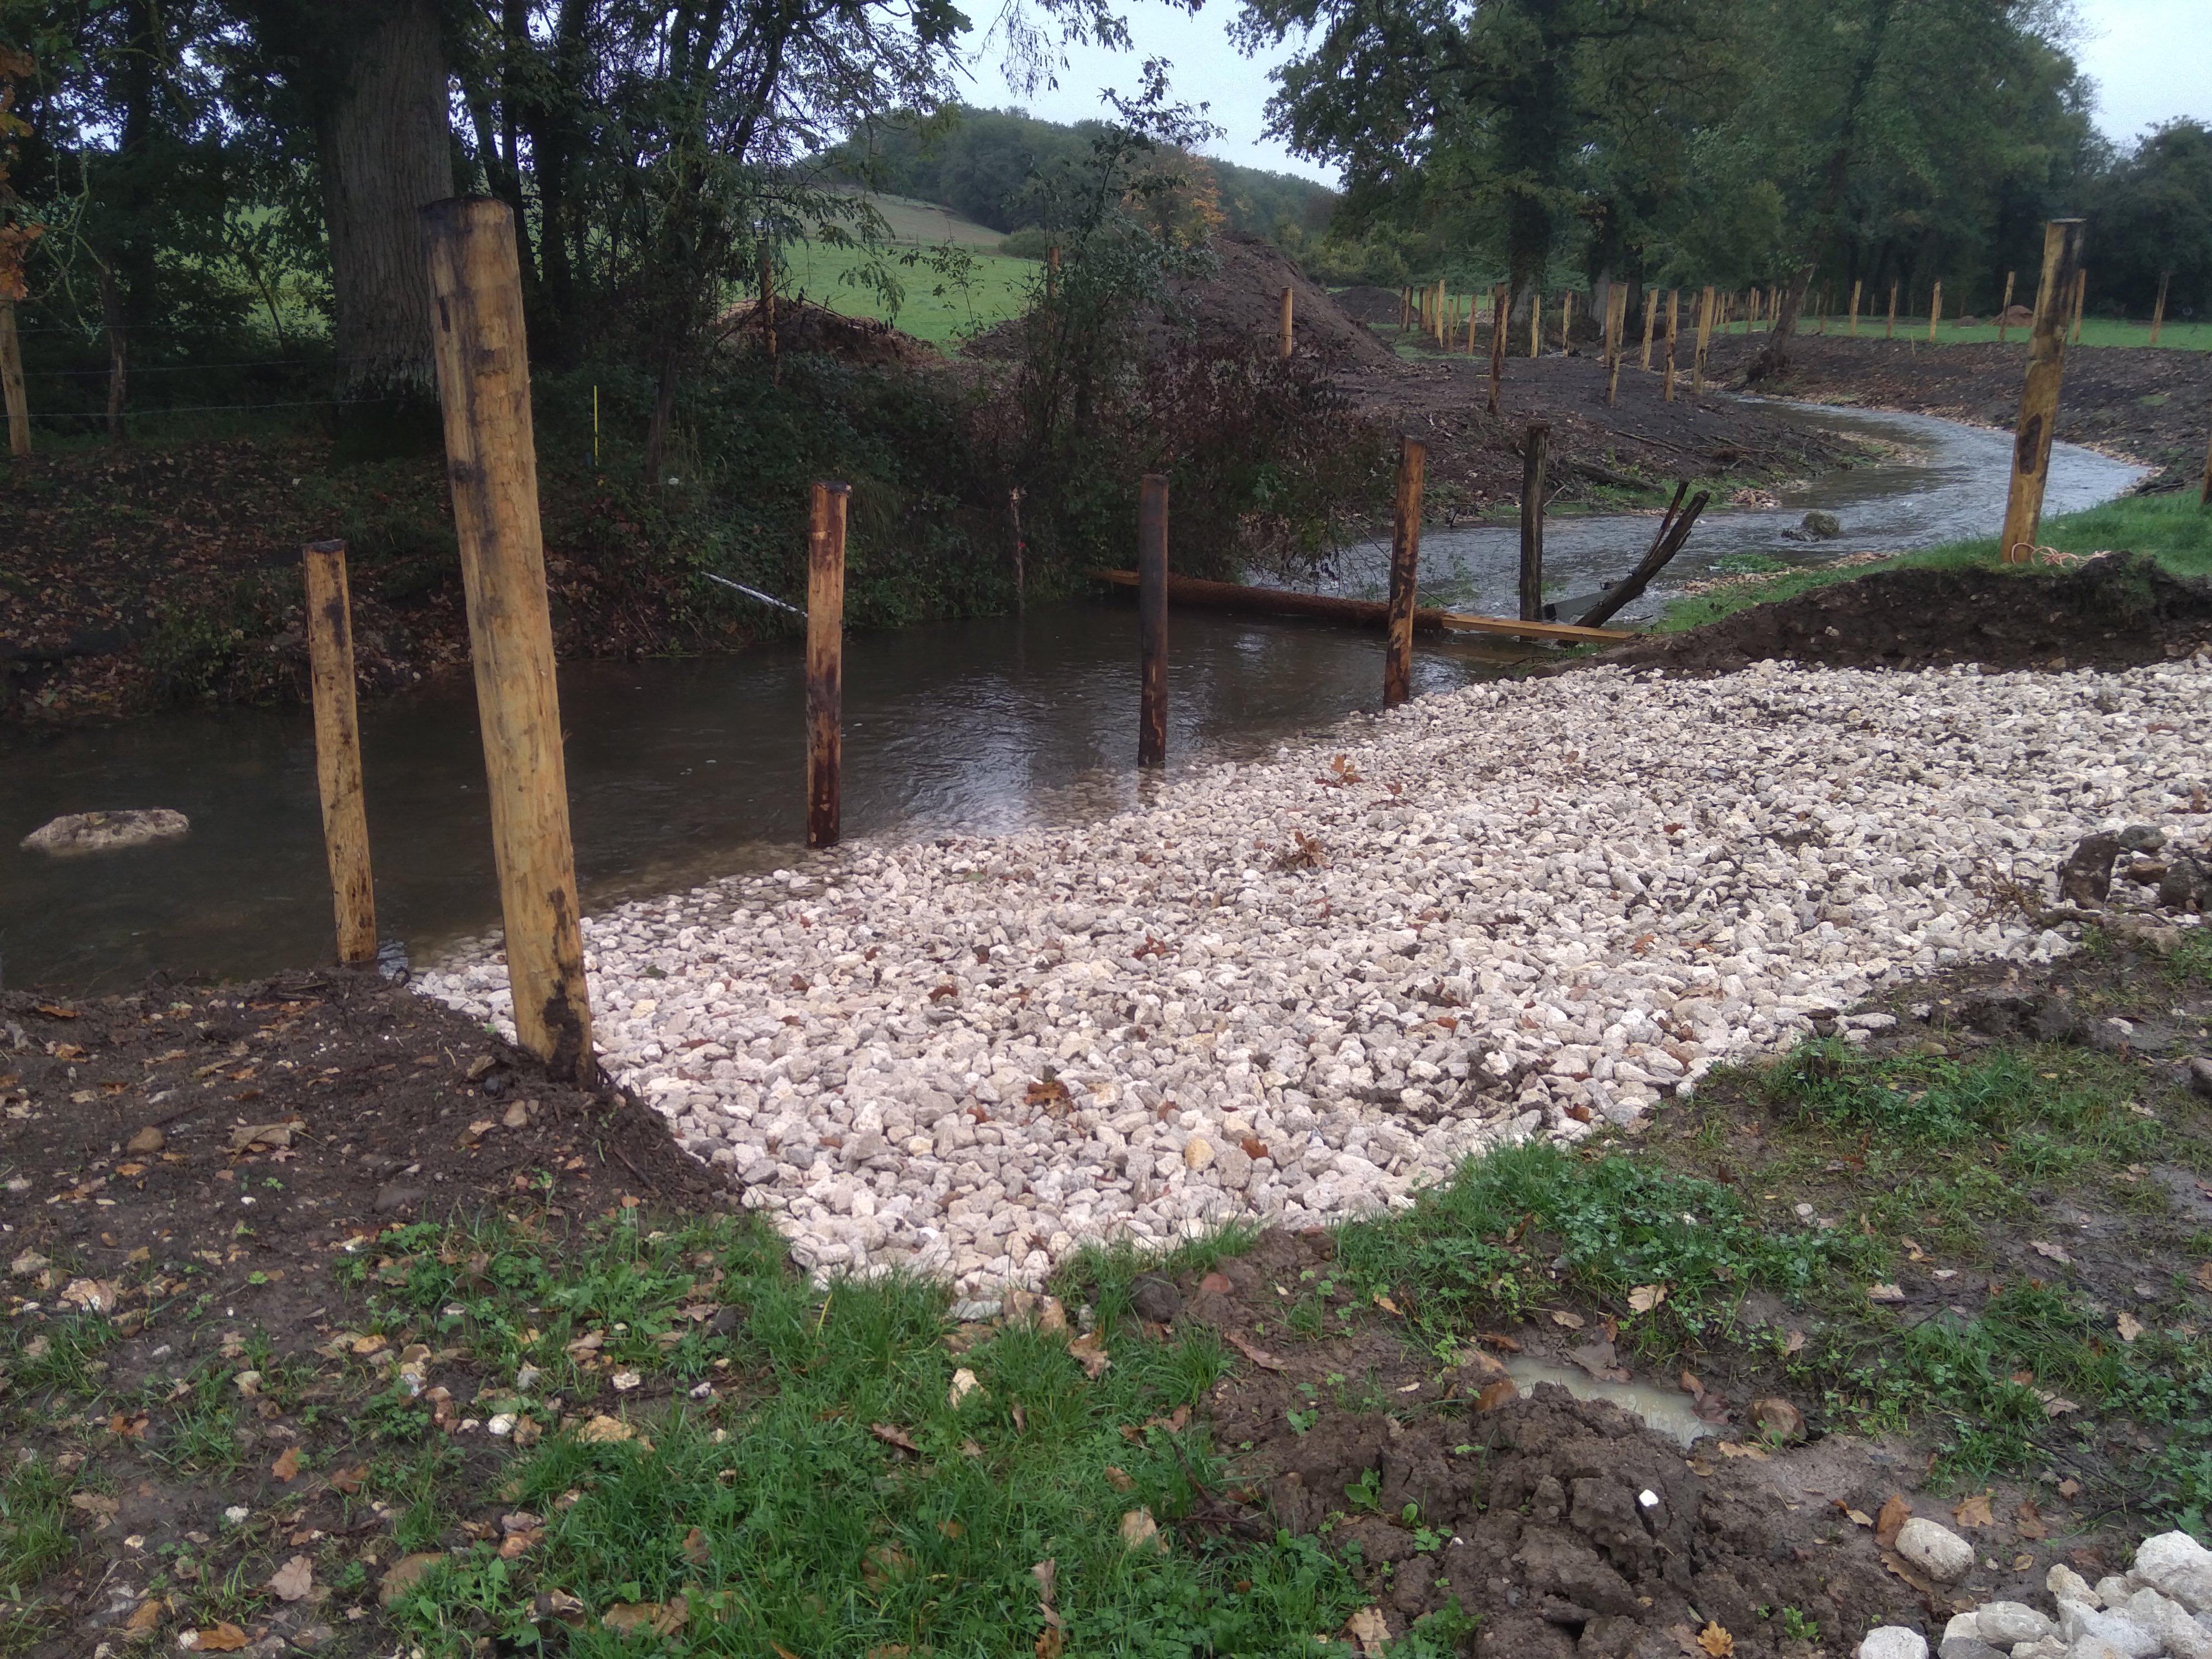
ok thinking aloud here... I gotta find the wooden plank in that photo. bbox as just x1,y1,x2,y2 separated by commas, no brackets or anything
1087,570,1631,643
421,195,595,1084
302,539,376,963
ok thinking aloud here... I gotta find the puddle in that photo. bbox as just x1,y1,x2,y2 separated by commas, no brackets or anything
1503,1357,1714,1448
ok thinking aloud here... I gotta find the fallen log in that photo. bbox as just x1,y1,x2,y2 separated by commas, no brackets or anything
1574,487,1711,630
1086,570,1634,644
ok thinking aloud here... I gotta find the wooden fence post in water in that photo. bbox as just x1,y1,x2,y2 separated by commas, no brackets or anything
806,481,848,849
1693,285,1714,397
1384,437,1427,709
1997,270,2016,341
1999,219,2086,565
2150,272,2168,346
302,540,376,964
0,299,27,458
1519,423,1550,623
1137,474,1168,768
421,196,594,1084
1662,289,1678,401
1488,284,1507,415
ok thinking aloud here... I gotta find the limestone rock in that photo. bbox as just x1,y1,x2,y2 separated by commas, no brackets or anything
1858,1627,1928,1659
20,808,190,857
1895,1516,1975,1583
2136,1530,2212,1612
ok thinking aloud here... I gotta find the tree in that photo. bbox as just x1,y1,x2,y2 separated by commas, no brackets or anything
2084,121,2212,317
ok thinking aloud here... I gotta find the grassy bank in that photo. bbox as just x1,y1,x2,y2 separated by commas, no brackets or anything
782,240,1041,347
1656,489,2212,633
1723,319,2212,351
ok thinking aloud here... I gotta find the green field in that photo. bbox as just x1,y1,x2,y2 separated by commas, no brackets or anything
782,237,1041,347
1722,315,2212,351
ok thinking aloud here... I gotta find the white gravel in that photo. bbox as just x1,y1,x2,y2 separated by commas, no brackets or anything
416,656,2210,1299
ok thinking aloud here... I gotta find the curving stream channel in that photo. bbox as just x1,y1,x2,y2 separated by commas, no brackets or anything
1,403,2144,993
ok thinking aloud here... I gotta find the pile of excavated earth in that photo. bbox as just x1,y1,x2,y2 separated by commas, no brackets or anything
418,650,2212,1305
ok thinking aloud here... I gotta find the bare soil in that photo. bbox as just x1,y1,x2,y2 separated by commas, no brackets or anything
1603,552,2212,675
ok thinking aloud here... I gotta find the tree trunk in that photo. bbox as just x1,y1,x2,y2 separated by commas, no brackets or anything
312,0,453,450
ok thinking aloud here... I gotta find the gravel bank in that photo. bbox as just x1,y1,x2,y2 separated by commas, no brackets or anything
418,657,2211,1300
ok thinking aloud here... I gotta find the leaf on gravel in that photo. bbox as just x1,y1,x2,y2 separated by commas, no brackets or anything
1549,1310,1585,1329
1118,1508,1164,1553
950,1367,982,1406
1867,1284,1905,1303
870,1422,920,1453
1066,1333,1110,1379
1952,1492,1995,1528
2030,1241,2071,1265
2116,1312,2143,1342
1698,1621,1734,1657
1344,1605,1391,1657
1628,1284,1668,1314
269,1554,315,1601
1874,1495,1912,1548
271,1445,301,1481
190,1623,249,1651
578,1414,634,1443
1224,1331,1284,1371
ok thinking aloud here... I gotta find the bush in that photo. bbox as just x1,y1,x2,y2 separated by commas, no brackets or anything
997,226,1055,260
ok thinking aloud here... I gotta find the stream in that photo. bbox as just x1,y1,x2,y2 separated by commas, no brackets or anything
1,403,2144,994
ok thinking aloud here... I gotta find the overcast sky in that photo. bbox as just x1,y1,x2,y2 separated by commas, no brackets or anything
956,0,2212,186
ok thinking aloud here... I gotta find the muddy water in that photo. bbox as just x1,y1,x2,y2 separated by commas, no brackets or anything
0,404,2143,992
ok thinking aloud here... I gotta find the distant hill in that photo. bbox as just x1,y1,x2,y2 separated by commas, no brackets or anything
818,105,1338,247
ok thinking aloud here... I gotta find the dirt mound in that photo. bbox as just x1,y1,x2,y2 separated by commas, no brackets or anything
1607,553,2212,675
1167,232,1398,367
719,296,938,368
1170,1229,1928,1658
1331,283,1411,327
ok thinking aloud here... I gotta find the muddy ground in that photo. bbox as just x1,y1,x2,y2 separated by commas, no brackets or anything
1603,552,2212,675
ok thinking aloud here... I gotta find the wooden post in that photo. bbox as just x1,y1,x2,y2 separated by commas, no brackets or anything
1528,290,1540,358
1136,474,1168,768
1436,279,1448,345
1693,285,1714,397
1488,284,1507,416
1560,291,1573,352
0,299,27,458
100,265,126,443
1464,293,1480,356
420,196,594,1084
1640,289,1657,369
1662,289,1678,401
805,481,847,849
302,540,377,964
1999,219,2086,565
1008,486,1025,610
1519,423,1549,623
1997,269,2016,341
2069,268,2086,344
1886,281,1897,339
1384,437,1427,709
760,252,778,380
1280,285,1294,359
1848,279,1861,337
1927,280,1942,343
1604,284,1626,406
2150,272,2168,346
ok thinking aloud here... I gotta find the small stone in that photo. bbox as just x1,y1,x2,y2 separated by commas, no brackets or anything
1858,1627,1929,1659
1896,1517,1976,1583
1802,510,1844,539
1938,1637,2005,1659
1182,1136,1214,1171
373,1185,426,1214
125,1126,166,1155
1129,1275,1181,1323
19,808,190,856
2188,1056,2212,1100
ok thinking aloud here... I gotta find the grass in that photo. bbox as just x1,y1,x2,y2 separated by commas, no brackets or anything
782,239,1041,346
1654,489,2212,632
1728,317,2212,352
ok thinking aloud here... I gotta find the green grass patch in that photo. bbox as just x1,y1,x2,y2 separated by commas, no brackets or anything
1725,319,2212,351
1655,489,2212,633
782,239,1040,346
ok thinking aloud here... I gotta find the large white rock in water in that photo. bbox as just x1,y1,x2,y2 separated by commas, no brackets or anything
19,810,190,856
2135,1531,2212,1613
1856,1627,1927,1659
1895,1516,1975,1583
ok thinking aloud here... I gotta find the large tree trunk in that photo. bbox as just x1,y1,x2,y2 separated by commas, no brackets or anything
313,0,453,450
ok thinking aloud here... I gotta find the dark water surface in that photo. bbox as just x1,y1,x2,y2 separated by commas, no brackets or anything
1,404,2145,993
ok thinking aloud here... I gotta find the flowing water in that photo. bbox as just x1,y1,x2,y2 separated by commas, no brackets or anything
1,403,2143,993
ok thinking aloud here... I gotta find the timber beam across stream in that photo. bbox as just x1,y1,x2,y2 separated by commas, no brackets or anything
1087,568,1636,645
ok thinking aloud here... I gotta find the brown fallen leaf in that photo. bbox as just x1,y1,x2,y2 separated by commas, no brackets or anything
269,1554,315,1601
1224,1331,1285,1371
1628,1284,1669,1314
327,1463,367,1495
379,1551,445,1606
1476,1380,1520,1412
271,1445,301,1482
2016,1498,2048,1540
2196,1262,2212,1293
124,1599,163,1634
682,1526,712,1567
1868,1283,1906,1304
1783,1328,1807,1355
603,1598,689,1636
1953,1491,1995,1528
1478,1331,1522,1353
1372,1292,1402,1316
1715,1441,1768,1461
1879,1548,1937,1597
191,1624,250,1651
1066,1333,1110,1380
1698,1621,1735,1657
1549,1310,1586,1329
1119,1508,1165,1553
108,1413,149,1438
869,1423,920,1453
578,1415,634,1443
2116,1312,2144,1342
1874,1494,1912,1548
1344,1605,1391,1658
1105,1466,1135,1491
950,1367,983,1405
2030,1240,2071,1265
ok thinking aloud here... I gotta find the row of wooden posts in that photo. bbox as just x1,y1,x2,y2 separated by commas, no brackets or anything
296,207,2174,1089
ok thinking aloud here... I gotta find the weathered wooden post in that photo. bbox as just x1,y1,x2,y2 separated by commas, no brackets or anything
1999,220,2086,565
302,540,376,964
1927,280,1942,343
1137,474,1168,768
1662,289,1678,401
1383,436,1427,709
1604,284,1626,405
1997,270,2016,341
1886,281,1898,339
2069,268,2086,344
1280,285,1295,359
1560,291,1574,352
2150,272,2169,346
1640,288,1658,369
1693,285,1714,397
1528,290,1540,358
1400,286,1410,332
760,252,778,380
1848,279,1861,337
806,481,847,849
1519,423,1549,623
1488,284,1507,416
0,299,26,458
1008,486,1025,610
421,196,594,1084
